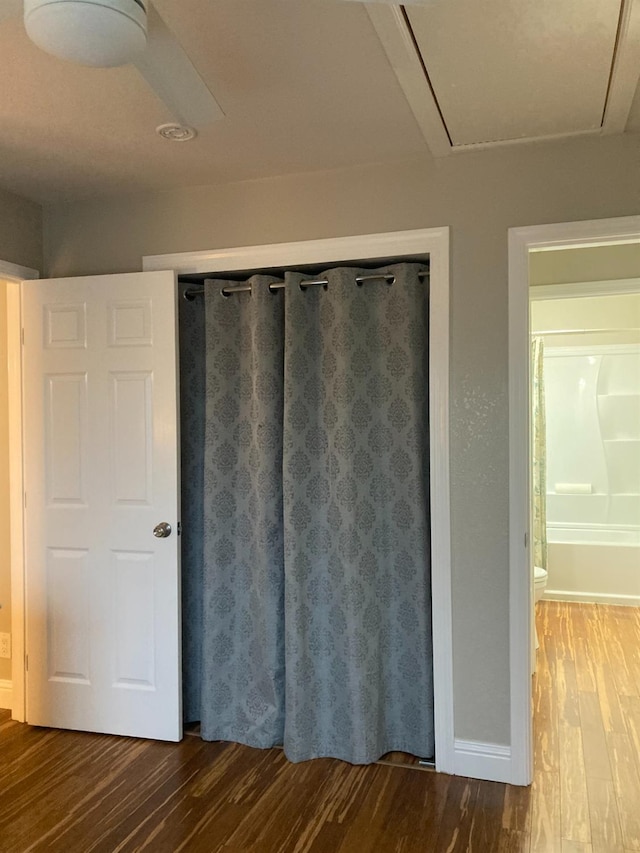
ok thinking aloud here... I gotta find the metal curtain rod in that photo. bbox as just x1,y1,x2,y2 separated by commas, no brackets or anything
183,270,429,301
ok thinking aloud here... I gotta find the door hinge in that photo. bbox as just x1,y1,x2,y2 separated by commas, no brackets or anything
21,328,24,346
25,654,28,672
524,532,528,548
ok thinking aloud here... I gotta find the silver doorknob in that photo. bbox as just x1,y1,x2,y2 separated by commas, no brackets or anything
153,522,172,539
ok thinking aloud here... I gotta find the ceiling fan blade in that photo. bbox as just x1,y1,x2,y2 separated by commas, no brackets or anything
0,0,22,23
133,3,224,129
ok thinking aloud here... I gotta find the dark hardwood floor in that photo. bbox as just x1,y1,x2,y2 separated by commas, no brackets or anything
1,601,639,852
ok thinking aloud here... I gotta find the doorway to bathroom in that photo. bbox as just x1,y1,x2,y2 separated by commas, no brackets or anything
508,214,640,814
529,254,640,612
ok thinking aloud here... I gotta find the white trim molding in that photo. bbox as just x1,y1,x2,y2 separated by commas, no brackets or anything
0,260,39,282
144,229,437,275
508,215,640,788
0,259,37,723
364,5,451,158
453,740,512,784
0,678,12,711
7,282,25,722
602,0,640,132
144,227,456,777
544,590,640,607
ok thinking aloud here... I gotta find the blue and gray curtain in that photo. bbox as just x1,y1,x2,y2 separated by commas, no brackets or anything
181,263,433,764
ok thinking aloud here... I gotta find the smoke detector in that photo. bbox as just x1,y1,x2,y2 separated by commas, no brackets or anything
156,123,197,142
24,0,148,68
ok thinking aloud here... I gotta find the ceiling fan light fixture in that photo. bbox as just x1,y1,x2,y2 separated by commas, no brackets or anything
24,0,148,68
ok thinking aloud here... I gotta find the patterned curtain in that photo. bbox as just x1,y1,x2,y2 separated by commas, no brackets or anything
183,263,433,763
201,276,286,746
531,337,547,572
282,266,433,762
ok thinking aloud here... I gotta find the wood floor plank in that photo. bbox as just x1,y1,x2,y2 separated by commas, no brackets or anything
473,782,534,853
622,696,640,781
557,658,581,728
530,771,561,853
599,608,639,698
594,658,628,734
496,830,531,852
559,722,591,844
332,769,442,853
579,691,613,781
431,776,480,853
606,731,640,851
586,776,624,853
554,602,576,662
533,622,560,774
467,780,507,851
336,767,446,853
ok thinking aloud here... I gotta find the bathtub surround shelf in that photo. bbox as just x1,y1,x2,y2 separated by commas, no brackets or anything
542,343,640,604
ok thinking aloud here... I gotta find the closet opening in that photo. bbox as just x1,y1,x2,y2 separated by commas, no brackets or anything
143,228,452,780
177,255,436,772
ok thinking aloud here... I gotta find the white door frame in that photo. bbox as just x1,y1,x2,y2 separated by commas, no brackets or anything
144,227,456,775
508,215,640,786
0,259,39,720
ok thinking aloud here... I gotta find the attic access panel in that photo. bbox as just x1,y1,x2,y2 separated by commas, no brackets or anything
404,0,623,146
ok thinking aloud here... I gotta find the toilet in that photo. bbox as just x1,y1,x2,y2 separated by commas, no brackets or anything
534,566,548,604
533,566,548,654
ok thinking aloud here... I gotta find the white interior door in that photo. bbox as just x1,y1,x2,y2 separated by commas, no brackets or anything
22,271,182,741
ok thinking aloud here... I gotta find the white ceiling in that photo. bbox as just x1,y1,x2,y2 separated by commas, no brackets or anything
0,0,638,204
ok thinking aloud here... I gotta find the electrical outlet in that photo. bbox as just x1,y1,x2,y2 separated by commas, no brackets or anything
0,632,10,659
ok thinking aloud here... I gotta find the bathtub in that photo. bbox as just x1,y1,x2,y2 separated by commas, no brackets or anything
544,525,640,605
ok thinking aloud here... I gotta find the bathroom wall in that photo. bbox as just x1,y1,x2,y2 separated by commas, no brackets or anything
531,291,640,605
530,243,640,287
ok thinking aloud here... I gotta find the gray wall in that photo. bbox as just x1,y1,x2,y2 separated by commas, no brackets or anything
0,186,43,272
530,243,640,286
44,133,640,746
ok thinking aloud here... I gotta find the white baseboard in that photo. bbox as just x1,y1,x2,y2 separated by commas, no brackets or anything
0,678,12,711
544,589,640,607
453,739,513,784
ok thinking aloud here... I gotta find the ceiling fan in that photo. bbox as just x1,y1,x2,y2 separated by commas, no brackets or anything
0,0,224,130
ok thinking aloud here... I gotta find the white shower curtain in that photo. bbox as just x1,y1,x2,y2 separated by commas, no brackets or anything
531,336,547,572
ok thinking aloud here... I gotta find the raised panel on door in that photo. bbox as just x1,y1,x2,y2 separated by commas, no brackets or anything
45,373,88,506
23,271,181,741
110,371,153,506
111,550,156,690
46,547,91,684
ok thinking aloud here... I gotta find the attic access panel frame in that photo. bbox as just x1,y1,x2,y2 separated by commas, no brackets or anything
367,0,640,156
